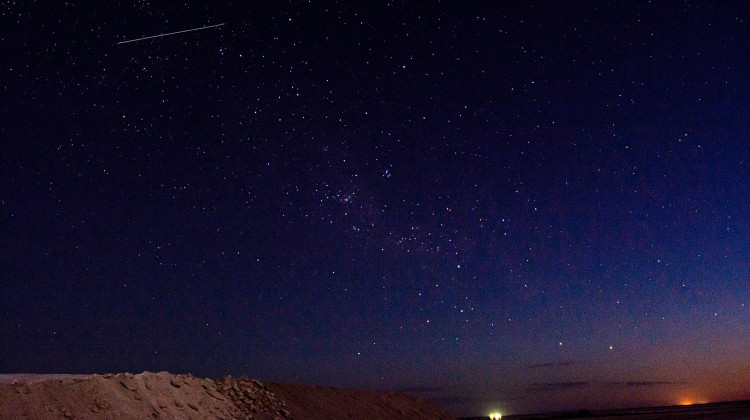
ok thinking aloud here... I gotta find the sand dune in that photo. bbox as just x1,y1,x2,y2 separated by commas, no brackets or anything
0,372,453,420
0,371,455,419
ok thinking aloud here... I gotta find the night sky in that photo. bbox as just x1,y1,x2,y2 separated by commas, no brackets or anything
1,1,749,416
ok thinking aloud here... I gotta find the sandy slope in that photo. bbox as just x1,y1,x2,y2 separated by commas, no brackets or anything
266,382,454,420
0,371,455,420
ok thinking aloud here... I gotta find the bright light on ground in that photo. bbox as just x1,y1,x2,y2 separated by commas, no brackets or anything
489,412,502,419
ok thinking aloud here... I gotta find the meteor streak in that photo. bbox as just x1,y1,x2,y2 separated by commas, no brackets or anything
117,23,225,45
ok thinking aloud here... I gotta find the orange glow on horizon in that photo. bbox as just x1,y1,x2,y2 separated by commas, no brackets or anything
678,397,708,406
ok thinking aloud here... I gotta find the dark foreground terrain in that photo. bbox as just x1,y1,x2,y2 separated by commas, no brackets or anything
493,400,750,420
0,372,455,419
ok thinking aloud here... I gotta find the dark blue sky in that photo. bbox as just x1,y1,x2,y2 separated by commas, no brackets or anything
1,1,749,416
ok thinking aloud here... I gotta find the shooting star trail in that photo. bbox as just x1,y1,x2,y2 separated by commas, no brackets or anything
117,23,225,45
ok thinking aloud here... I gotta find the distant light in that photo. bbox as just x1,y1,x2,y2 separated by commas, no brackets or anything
489,412,502,419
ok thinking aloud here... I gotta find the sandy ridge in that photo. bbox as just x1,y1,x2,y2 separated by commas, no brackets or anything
0,371,455,419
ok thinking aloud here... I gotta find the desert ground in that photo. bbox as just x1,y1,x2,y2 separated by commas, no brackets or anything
0,371,455,419
495,400,750,420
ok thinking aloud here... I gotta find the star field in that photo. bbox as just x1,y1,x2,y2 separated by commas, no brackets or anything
1,1,749,416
